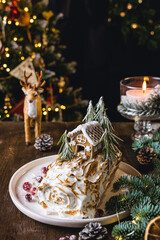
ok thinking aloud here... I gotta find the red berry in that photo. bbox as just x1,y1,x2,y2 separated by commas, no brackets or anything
36,176,43,183
23,182,32,192
25,193,32,202
30,187,37,195
41,167,47,174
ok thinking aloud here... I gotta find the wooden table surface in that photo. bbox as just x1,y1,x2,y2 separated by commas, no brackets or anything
0,121,159,240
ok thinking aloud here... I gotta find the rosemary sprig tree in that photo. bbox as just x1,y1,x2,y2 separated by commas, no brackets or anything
95,97,122,168
82,100,96,123
57,130,76,161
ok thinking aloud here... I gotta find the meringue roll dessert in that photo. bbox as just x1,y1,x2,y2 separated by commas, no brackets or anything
37,98,122,219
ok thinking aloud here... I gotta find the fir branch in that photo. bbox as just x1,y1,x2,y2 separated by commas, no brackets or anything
131,200,160,223
105,190,144,214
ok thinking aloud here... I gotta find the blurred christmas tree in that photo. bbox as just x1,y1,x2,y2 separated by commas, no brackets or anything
0,0,87,121
107,0,160,50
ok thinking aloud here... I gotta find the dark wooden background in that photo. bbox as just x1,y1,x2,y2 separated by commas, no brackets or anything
1,121,159,240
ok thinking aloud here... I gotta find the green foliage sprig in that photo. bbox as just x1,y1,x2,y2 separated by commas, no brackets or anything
132,127,160,155
57,130,76,161
105,174,160,239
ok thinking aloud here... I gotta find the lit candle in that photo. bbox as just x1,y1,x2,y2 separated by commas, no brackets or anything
126,78,152,103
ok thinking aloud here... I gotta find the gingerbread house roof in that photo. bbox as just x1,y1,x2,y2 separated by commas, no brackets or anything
67,121,104,146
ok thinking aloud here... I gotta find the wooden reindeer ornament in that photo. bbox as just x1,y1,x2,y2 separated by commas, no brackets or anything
20,71,46,145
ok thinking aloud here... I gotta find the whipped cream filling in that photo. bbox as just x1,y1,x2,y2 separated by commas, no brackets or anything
37,153,113,219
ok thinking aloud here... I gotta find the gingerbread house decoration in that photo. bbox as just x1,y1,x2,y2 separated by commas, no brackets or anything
67,121,104,158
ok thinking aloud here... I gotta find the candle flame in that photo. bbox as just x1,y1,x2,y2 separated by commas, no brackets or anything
144,76,149,82
142,80,147,92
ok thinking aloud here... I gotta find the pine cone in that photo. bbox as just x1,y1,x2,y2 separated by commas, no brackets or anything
78,222,108,240
137,146,157,165
34,134,53,151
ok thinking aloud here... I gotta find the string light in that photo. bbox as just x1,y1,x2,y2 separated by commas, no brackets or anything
43,111,47,115
127,3,133,10
2,0,6,3
4,110,8,114
150,31,154,35
120,12,126,17
15,21,19,26
42,108,46,111
55,107,59,112
60,105,66,110
8,20,12,25
21,56,25,60
6,68,10,72
131,23,138,29
3,64,7,68
107,18,111,23
30,19,34,23
138,0,143,3
13,37,18,41
24,7,29,12
6,114,10,118
48,107,52,111
33,15,37,20
5,47,9,51
5,53,9,57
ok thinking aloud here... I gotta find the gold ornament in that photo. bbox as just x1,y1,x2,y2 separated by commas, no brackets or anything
42,10,54,21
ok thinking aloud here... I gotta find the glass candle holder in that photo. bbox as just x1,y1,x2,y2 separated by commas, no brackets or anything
117,76,160,140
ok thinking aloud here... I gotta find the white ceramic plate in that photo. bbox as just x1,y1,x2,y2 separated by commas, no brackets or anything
9,155,141,228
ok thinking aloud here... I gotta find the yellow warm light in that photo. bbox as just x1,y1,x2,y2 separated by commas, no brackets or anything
2,0,6,3
42,108,46,111
4,110,8,113
24,7,29,12
120,12,126,17
15,21,19,26
37,42,42,47
55,107,59,112
13,37,18,41
6,114,10,118
127,3,133,9
6,68,10,72
60,105,66,110
6,53,10,57
3,64,7,68
33,15,37,20
107,18,111,23
150,31,154,35
30,19,34,23
48,107,52,111
131,23,138,29
9,105,12,109
5,47,9,51
136,216,140,221
8,20,12,25
4,106,7,109
43,111,47,115
21,56,25,60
